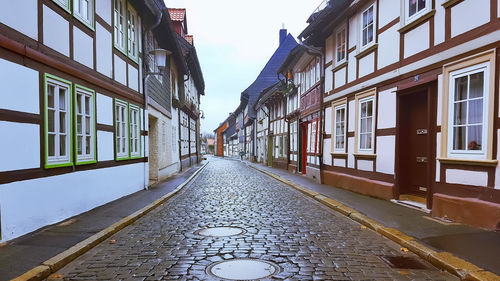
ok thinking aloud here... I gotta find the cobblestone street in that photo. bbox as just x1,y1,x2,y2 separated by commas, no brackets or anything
54,158,456,280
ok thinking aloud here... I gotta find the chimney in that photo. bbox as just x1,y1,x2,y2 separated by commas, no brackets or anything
279,24,287,46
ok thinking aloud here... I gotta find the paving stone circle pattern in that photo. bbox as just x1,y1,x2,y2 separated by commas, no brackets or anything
53,157,457,280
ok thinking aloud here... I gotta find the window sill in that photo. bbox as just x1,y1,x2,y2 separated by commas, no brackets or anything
353,153,377,159
437,157,498,166
398,10,435,34
355,44,378,60
331,61,348,73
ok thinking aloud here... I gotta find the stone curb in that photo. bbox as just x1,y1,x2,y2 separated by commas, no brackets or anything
248,163,500,281
10,161,209,281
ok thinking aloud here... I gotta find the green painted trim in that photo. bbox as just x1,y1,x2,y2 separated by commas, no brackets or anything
72,0,95,31
129,103,141,159
43,73,74,169
74,84,97,166
114,98,130,160
52,0,71,14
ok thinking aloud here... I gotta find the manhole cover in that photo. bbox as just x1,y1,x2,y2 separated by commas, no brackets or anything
207,259,280,280
380,256,428,269
195,227,246,237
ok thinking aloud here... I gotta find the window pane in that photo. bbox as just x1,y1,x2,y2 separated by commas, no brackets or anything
48,110,55,132
454,76,468,101
468,99,483,124
453,126,466,150
60,135,66,156
59,112,66,133
47,85,55,108
59,89,66,110
469,72,484,98
467,125,482,150
454,102,467,125
48,134,55,156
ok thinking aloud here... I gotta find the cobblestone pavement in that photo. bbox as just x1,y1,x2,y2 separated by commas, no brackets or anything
53,158,456,280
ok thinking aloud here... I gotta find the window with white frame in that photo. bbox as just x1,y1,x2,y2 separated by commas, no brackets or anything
75,85,95,164
73,0,94,28
334,104,347,152
448,63,489,158
358,96,375,152
360,4,376,49
115,100,129,159
129,104,140,157
336,26,346,64
45,74,72,168
127,6,139,61
405,0,430,23
114,0,126,52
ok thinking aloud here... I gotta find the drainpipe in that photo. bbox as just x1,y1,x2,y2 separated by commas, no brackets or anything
142,4,163,190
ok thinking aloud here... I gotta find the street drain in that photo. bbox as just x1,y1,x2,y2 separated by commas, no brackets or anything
195,226,246,237
206,259,280,280
379,256,428,269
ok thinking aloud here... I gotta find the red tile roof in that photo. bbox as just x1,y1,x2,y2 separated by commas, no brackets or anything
168,8,185,22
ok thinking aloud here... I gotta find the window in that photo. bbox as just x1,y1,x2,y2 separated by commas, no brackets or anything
333,104,347,152
127,6,139,61
360,4,376,49
44,74,73,168
74,85,96,164
355,90,376,154
115,99,129,160
336,26,346,64
73,0,94,29
114,0,126,52
129,104,141,158
405,0,430,23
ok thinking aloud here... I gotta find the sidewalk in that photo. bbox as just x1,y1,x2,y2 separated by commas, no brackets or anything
0,161,206,281
245,161,500,275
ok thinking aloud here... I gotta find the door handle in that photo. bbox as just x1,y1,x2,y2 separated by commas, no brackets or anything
416,156,428,163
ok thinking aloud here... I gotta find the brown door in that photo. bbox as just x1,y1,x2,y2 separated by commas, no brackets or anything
398,90,429,196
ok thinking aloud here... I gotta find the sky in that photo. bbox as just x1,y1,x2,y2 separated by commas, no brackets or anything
165,0,323,135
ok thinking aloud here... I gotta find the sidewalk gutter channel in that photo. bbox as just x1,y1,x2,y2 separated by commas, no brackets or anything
247,163,500,281
11,161,210,281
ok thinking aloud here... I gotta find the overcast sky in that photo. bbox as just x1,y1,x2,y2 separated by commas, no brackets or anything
165,0,322,134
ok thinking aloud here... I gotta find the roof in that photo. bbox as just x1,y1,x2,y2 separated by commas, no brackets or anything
241,33,297,121
168,8,186,22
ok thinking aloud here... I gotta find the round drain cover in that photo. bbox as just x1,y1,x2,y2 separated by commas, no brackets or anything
195,227,246,237
207,259,280,280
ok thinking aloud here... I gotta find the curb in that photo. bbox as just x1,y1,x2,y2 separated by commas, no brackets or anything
11,161,209,281
248,163,500,281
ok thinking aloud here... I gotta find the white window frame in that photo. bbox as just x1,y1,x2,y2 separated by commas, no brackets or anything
333,104,347,153
114,0,126,53
127,4,139,62
129,104,141,158
447,63,489,159
115,99,129,160
360,3,376,51
73,0,94,29
404,0,431,24
335,25,347,65
45,74,73,168
74,84,96,164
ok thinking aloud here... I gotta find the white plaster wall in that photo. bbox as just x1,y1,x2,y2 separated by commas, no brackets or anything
325,34,334,64
325,65,333,93
0,1,37,40
378,0,400,27
95,0,112,25
128,64,139,91
334,68,346,88
114,55,127,86
357,159,373,171
96,93,113,125
378,25,400,69
437,74,443,126
377,88,396,129
96,23,113,78
358,52,375,78
348,100,355,132
436,132,441,182
434,0,446,45
323,139,332,166
348,15,358,49
334,158,346,167
348,137,355,168
43,5,69,56
0,59,39,114
97,130,114,161
0,122,40,172
451,0,490,38
0,163,145,241
446,169,488,187
73,26,94,69
375,135,395,174
404,21,429,58
324,107,332,134
347,52,357,83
